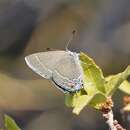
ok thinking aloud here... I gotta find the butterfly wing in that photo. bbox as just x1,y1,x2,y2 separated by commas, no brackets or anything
25,51,83,93
25,51,67,79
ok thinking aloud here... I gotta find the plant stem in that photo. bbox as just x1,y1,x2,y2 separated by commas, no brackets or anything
101,97,126,130
103,110,119,130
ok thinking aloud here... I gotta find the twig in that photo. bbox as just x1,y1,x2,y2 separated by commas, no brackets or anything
100,97,126,130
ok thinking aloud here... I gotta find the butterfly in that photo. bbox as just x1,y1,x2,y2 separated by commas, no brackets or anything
25,50,84,93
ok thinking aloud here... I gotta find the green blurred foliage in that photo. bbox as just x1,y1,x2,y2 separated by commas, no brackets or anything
0,115,21,130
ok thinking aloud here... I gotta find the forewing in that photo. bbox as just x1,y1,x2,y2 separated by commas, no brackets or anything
25,51,66,79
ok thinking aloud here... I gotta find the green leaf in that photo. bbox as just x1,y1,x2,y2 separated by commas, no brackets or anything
123,104,130,111
79,52,105,94
65,94,74,107
119,80,130,95
65,53,129,114
89,93,106,109
72,92,106,114
105,66,130,96
65,93,79,107
5,115,21,130
72,95,92,115
65,92,106,115
65,92,91,115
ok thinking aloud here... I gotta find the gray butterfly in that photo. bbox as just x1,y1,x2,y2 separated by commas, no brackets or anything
25,50,84,93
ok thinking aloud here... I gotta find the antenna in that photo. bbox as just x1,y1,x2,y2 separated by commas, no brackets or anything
65,30,76,51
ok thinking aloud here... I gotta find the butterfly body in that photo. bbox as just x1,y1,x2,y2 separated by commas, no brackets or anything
25,50,84,93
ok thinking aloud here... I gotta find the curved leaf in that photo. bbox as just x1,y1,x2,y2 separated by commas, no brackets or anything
65,93,79,107
89,93,106,109
72,95,91,115
119,80,130,95
79,52,105,94
105,66,130,96
5,115,21,130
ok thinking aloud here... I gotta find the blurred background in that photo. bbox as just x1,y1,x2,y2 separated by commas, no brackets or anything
0,0,130,129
